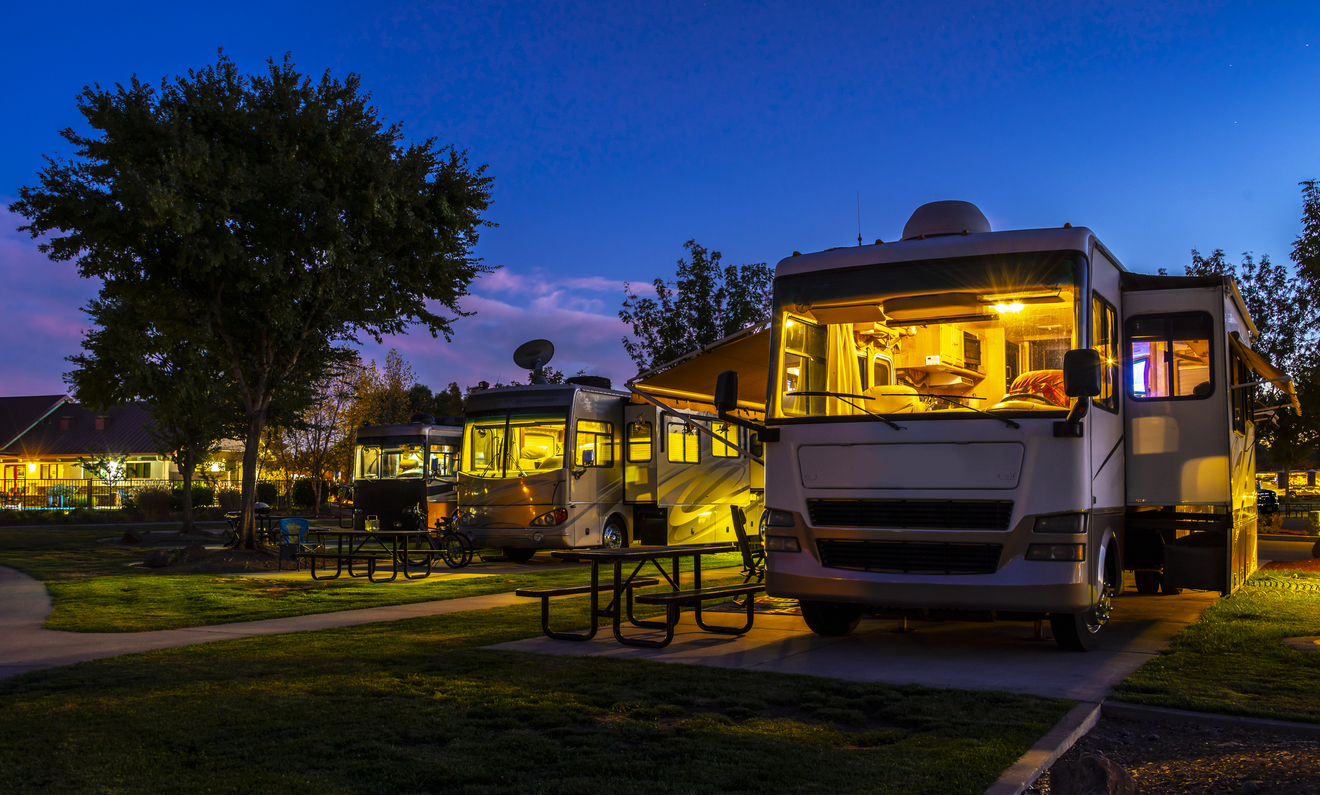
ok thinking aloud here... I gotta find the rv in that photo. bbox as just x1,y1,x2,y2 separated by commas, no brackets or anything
712,200,1296,651
350,415,464,533
456,340,766,562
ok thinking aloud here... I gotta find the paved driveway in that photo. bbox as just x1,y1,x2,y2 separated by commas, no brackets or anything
490,580,1218,702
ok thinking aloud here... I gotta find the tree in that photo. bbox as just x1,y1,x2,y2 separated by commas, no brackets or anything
12,53,493,547
65,294,240,533
620,240,772,373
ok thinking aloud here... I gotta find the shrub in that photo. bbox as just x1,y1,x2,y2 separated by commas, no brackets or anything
256,481,278,504
291,478,317,508
173,484,215,508
215,489,242,511
132,485,174,518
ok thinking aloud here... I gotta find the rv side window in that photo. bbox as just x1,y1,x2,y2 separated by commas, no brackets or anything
666,420,700,464
712,421,740,458
1231,352,1251,434
626,421,653,463
574,420,614,467
1127,313,1214,400
781,316,827,416
428,445,457,478
1092,294,1119,413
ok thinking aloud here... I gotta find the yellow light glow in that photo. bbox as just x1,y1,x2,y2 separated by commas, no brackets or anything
27,463,37,473
993,302,1025,313
210,462,221,472
786,319,795,327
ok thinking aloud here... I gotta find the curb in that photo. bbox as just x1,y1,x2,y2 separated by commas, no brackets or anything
1102,701,1320,738
984,701,1101,795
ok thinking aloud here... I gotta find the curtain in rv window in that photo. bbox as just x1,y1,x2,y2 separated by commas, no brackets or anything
574,420,614,467
712,421,740,458
666,420,700,464
1127,313,1214,399
626,421,653,462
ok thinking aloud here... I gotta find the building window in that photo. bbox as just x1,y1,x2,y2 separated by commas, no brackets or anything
94,416,107,431
59,416,71,432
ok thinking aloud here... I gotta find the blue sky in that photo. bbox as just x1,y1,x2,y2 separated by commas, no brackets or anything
2,0,1317,396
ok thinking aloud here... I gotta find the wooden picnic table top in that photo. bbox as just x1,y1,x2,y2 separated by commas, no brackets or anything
550,543,736,563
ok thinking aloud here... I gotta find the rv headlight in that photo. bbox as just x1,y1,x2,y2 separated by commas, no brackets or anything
530,508,569,527
765,509,796,528
1026,543,1085,561
765,535,801,552
457,508,476,527
1034,513,1087,534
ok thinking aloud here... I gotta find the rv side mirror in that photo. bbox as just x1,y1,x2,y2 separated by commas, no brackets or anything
1062,349,1102,398
715,370,739,413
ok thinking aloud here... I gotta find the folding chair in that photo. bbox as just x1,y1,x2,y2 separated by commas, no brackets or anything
730,505,765,583
277,517,317,571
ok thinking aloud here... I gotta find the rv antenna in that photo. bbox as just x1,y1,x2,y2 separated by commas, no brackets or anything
856,192,862,246
513,339,556,384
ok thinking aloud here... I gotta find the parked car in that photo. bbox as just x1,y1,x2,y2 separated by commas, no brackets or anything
1257,488,1280,514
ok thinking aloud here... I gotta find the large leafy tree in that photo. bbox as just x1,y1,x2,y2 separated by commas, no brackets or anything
12,53,493,547
620,240,772,373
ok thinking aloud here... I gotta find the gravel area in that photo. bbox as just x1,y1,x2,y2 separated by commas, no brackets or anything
1029,715,1320,794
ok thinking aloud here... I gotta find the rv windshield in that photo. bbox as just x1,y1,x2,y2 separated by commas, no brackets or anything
771,251,1084,421
462,410,568,478
354,439,426,480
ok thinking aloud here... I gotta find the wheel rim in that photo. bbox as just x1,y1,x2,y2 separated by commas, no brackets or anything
1086,566,1114,634
601,522,623,549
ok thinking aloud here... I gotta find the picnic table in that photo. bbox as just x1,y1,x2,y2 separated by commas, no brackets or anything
300,529,439,583
516,543,764,648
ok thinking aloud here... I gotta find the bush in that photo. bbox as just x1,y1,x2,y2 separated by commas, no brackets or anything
131,485,174,518
291,478,317,508
256,481,278,504
173,484,215,508
215,489,242,511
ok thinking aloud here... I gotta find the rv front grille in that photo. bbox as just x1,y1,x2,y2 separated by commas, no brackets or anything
816,539,1003,575
806,499,1013,530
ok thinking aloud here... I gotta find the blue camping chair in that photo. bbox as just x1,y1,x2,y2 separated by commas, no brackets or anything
277,518,317,571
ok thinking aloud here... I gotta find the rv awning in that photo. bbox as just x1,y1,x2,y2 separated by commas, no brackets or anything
1229,332,1301,415
629,324,771,413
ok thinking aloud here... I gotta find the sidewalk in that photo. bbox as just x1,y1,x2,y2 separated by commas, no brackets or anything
0,565,524,679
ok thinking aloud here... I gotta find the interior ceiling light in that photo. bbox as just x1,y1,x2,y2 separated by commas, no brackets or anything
992,302,1026,313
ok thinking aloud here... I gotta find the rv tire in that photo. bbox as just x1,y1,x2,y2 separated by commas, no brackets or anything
601,517,628,549
502,547,536,564
1050,551,1116,651
800,600,863,637
1134,571,1160,594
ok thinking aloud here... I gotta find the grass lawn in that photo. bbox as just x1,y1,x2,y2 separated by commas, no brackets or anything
0,525,747,633
1111,568,1320,723
0,596,1072,794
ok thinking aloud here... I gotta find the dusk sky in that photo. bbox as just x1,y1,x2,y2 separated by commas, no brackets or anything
2,1,1318,398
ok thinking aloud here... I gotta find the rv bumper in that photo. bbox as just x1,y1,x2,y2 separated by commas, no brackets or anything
766,568,1092,614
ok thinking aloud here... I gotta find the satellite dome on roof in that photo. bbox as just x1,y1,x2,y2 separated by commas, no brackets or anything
902,200,991,240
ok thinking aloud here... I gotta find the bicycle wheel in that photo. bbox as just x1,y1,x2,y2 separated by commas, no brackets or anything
440,532,473,568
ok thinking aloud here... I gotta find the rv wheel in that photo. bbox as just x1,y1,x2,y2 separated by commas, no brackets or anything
1134,571,1160,594
800,601,863,637
503,547,536,564
1050,559,1115,652
601,518,628,549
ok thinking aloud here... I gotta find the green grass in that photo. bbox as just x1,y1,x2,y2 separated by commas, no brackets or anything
0,597,1072,794
0,525,749,633
1112,568,1320,723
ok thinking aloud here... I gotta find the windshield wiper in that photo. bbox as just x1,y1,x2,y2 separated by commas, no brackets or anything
913,394,1020,430
790,391,903,431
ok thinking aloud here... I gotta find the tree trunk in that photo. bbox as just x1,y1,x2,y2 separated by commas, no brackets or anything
179,446,195,535
239,413,267,549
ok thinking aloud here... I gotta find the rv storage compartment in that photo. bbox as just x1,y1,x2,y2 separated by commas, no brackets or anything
1163,531,1227,592
633,505,668,546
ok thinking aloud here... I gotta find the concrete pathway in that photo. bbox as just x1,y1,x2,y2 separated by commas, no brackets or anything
490,580,1218,702
0,564,528,679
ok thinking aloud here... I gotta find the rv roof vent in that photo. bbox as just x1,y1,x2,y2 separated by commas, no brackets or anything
566,375,612,389
902,201,991,241
409,413,436,425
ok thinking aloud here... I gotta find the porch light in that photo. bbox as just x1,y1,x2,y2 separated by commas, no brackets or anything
992,302,1025,314
210,462,221,472
27,463,37,473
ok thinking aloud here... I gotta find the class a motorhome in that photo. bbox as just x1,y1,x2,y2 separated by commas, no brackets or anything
350,415,464,532
455,335,767,562
711,200,1298,651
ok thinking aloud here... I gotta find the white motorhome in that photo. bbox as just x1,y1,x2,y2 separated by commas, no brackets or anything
712,201,1296,651
456,335,767,562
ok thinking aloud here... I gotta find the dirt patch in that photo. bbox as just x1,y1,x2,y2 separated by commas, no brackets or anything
1261,557,1320,573
153,548,281,574
1030,714,1320,794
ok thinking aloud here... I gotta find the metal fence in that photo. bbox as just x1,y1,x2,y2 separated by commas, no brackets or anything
0,478,271,511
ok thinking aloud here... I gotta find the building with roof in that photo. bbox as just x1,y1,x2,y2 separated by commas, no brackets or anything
0,395,241,510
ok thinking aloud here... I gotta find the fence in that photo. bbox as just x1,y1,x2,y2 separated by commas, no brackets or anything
0,478,286,511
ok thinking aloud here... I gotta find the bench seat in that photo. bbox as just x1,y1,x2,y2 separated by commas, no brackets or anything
514,577,660,599
633,583,764,606
517,577,664,641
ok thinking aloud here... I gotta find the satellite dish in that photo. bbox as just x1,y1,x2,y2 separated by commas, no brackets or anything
513,339,555,384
